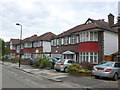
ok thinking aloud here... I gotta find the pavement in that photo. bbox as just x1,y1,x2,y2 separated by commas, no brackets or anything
1,61,68,82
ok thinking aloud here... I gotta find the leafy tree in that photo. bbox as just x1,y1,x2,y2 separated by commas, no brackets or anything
0,38,10,57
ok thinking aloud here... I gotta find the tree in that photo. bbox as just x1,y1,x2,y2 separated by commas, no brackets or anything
0,38,10,57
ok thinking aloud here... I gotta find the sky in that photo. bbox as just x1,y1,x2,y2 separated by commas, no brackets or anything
0,0,119,42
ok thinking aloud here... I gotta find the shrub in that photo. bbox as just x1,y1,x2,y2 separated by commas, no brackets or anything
68,63,91,74
33,58,52,69
11,57,19,63
80,61,93,70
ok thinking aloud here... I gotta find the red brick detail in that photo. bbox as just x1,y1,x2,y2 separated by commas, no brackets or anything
10,50,16,53
78,42,99,52
21,48,43,53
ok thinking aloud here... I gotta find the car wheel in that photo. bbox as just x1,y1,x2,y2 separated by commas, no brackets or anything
113,73,118,81
64,67,68,73
56,69,60,72
95,75,100,79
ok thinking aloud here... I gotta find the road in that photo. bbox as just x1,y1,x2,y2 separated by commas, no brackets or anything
1,62,120,89
2,64,88,88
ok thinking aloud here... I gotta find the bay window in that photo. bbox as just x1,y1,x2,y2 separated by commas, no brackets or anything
79,52,98,64
79,31,98,42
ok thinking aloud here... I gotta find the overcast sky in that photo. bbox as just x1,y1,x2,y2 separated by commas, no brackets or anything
0,0,119,42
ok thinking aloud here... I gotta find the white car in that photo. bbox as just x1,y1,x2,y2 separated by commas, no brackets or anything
54,59,76,72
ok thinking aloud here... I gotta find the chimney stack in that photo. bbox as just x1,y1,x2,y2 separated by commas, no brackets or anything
108,13,114,27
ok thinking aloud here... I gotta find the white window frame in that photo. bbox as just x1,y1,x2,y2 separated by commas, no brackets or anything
79,52,98,64
71,35,76,44
24,42,32,48
79,31,98,42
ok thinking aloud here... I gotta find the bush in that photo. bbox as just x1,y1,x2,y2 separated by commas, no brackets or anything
11,57,19,63
80,61,93,70
68,63,91,74
33,58,52,69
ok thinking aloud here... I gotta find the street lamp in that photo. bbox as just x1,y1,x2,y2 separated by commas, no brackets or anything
16,23,22,67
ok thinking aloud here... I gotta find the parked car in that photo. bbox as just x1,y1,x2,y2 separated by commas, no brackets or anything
54,59,76,72
29,58,36,65
46,57,59,69
92,61,120,81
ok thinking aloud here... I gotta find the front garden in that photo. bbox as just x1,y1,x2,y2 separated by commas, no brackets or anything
68,62,93,77
3,57,94,77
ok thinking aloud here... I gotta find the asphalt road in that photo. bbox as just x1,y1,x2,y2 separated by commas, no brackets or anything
57,74,120,89
2,64,88,89
1,61,120,90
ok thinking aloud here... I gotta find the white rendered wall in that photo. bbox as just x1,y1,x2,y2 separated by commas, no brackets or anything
104,31,118,55
43,41,51,52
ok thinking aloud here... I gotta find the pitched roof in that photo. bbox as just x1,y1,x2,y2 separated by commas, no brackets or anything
53,18,117,39
10,39,20,45
111,22,120,32
22,35,38,43
37,32,56,41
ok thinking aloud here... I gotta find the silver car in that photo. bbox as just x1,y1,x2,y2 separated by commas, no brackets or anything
54,59,76,72
92,61,120,81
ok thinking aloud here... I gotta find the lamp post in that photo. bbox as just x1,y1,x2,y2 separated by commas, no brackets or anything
16,23,22,67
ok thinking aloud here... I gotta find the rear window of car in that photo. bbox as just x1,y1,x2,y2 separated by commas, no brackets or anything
68,60,75,63
114,63,120,67
99,62,114,67
57,59,65,63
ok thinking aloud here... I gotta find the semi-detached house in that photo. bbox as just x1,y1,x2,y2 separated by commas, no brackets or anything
10,32,56,59
9,13,118,64
51,14,118,64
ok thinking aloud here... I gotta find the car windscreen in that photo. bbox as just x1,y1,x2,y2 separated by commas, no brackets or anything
99,62,114,67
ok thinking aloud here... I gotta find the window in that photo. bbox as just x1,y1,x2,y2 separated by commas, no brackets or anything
54,39,57,46
24,42,32,48
76,35,79,43
71,35,76,44
51,40,54,46
59,38,62,45
114,63,120,67
64,37,69,45
79,52,98,64
68,60,75,63
94,32,98,41
79,31,98,42
33,42,37,47
61,38,64,45
90,32,94,41
37,41,42,47
24,53,31,58
56,39,59,45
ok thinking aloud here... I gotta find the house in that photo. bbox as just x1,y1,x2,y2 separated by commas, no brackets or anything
51,13,118,64
32,32,56,58
9,32,56,59
9,39,20,58
111,18,120,62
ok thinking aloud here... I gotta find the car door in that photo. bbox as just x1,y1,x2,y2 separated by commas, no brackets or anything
118,63,120,77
